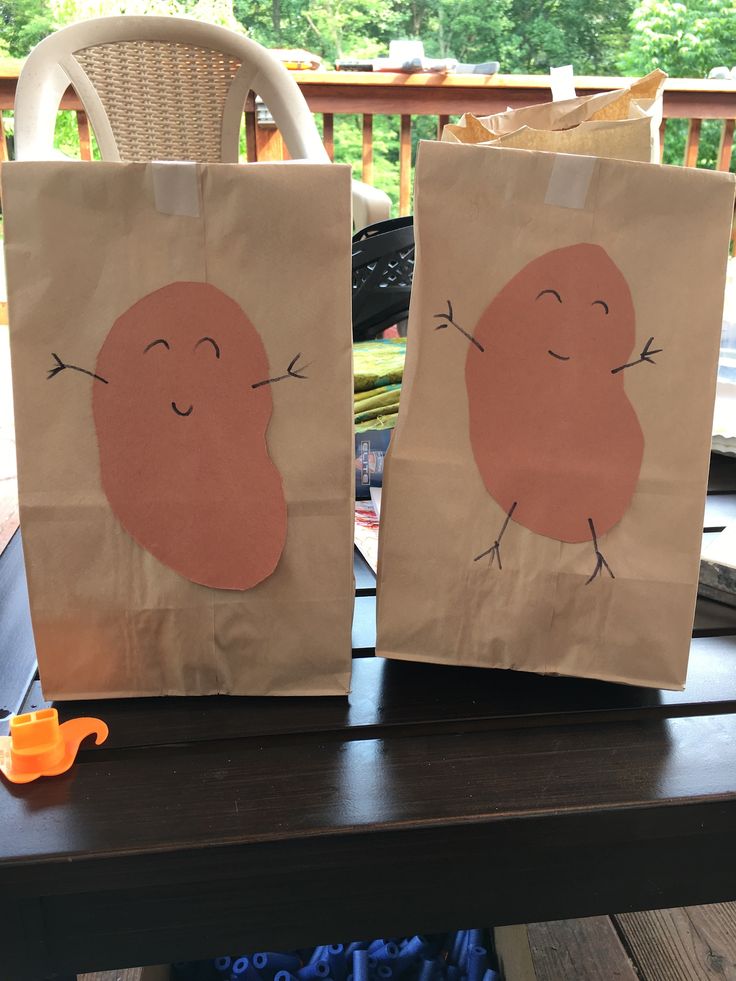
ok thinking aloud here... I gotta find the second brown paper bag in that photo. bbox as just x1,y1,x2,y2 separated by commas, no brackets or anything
442,70,666,163
2,160,354,699
376,142,734,689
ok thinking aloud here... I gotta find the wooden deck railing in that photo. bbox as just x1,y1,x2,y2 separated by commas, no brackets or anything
1,67,734,215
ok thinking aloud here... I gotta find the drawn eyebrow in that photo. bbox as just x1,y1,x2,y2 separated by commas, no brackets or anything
536,289,562,303
143,338,170,353
592,299,609,314
195,336,221,359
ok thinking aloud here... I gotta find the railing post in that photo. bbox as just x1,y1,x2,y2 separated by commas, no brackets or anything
76,109,92,161
323,113,334,161
399,115,412,216
362,114,373,184
658,118,667,163
255,126,284,160
718,119,735,172
685,118,702,167
0,113,6,209
438,114,450,139
244,108,257,162
0,112,7,163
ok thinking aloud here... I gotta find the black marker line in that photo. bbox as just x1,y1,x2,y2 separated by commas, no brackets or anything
433,300,485,353
195,336,220,359
588,516,599,552
144,338,170,353
611,337,663,374
47,353,108,384
536,289,562,303
585,517,615,585
474,501,518,567
252,353,310,389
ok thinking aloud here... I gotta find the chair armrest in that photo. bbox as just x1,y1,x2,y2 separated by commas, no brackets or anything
351,179,391,229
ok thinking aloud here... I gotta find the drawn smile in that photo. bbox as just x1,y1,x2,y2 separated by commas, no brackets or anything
548,349,571,361
171,401,193,416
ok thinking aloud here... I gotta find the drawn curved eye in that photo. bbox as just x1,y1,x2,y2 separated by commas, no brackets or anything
592,300,609,315
195,336,220,359
143,338,170,353
536,289,562,303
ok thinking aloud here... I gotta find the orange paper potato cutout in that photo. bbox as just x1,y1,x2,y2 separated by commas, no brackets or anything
92,283,287,590
464,244,645,545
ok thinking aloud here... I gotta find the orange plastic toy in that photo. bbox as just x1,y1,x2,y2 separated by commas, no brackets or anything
0,708,108,784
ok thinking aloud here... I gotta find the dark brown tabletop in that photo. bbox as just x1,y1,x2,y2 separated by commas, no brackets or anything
1,455,736,981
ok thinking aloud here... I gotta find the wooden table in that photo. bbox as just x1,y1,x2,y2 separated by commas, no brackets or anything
1,458,736,981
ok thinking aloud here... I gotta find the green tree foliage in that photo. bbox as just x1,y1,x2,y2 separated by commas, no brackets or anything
506,0,637,74
424,0,517,67
234,0,401,56
1,0,54,57
620,0,736,77
619,0,736,170
232,0,636,70
1,0,243,60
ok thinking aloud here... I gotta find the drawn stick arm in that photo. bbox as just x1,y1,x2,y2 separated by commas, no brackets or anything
252,353,310,390
47,353,108,384
611,337,662,375
433,300,485,353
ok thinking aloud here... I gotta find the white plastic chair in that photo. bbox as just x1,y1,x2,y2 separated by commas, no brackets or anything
13,16,390,227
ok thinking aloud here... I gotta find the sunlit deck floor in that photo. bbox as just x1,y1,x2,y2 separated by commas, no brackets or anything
528,905,736,979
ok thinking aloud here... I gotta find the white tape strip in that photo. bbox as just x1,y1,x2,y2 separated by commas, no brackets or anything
544,153,596,210
151,161,200,217
550,64,576,102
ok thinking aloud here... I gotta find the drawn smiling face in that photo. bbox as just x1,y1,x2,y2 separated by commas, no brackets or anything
92,282,287,590
96,283,271,433
141,334,223,418
472,243,636,374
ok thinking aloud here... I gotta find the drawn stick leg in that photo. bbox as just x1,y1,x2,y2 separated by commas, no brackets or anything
585,517,615,584
475,501,517,569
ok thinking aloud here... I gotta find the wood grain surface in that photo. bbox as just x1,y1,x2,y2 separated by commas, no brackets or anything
528,917,638,980
80,972,144,981
2,712,735,883
614,904,736,980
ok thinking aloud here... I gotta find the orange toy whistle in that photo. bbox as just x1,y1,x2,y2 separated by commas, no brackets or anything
0,708,108,784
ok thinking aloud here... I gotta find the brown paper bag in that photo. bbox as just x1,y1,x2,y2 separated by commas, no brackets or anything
376,142,735,689
443,70,666,163
2,160,354,698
